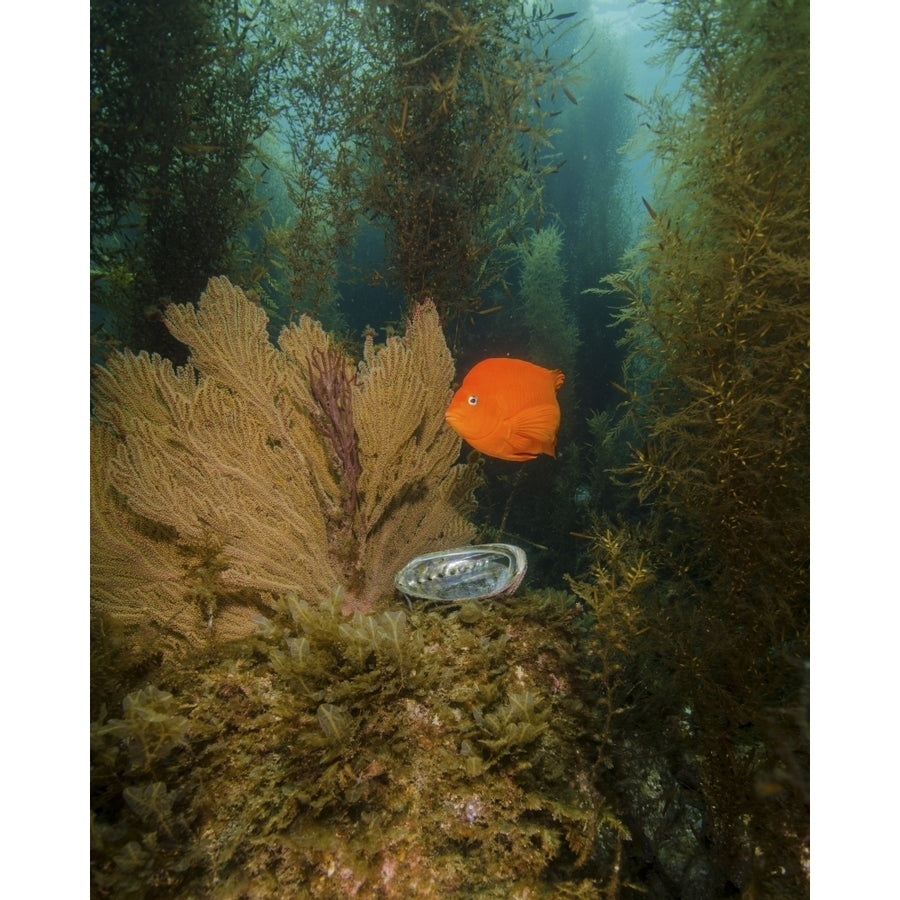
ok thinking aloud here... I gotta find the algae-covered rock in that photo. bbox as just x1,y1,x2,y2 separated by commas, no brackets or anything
91,589,624,897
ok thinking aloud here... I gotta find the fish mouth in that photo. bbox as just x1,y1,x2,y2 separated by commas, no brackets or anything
445,410,485,440
444,411,472,435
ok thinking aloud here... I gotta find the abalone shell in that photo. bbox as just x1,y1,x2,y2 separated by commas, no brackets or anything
394,543,527,604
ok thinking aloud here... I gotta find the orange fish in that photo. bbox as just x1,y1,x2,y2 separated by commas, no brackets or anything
445,358,565,461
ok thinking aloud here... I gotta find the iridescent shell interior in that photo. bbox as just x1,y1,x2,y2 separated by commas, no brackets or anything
394,543,527,604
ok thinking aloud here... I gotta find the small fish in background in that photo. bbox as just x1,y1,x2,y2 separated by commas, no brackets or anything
445,358,564,461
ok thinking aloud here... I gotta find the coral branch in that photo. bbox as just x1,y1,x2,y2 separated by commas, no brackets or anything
91,277,481,654
308,344,361,517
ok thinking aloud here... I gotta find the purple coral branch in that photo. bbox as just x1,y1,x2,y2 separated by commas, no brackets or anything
309,345,361,516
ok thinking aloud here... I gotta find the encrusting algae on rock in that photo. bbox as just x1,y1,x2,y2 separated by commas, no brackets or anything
91,586,633,898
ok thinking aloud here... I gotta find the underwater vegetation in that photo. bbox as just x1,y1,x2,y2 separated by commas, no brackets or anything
91,0,809,896
92,587,634,897
354,0,585,337
519,224,580,412
90,0,279,357
91,276,481,658
594,0,810,894
90,0,587,358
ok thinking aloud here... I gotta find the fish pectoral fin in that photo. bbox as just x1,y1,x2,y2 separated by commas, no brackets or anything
506,405,560,454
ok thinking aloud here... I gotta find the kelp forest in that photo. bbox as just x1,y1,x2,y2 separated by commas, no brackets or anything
91,1,810,896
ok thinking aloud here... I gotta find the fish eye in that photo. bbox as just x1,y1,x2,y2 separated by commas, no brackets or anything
467,395,478,406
